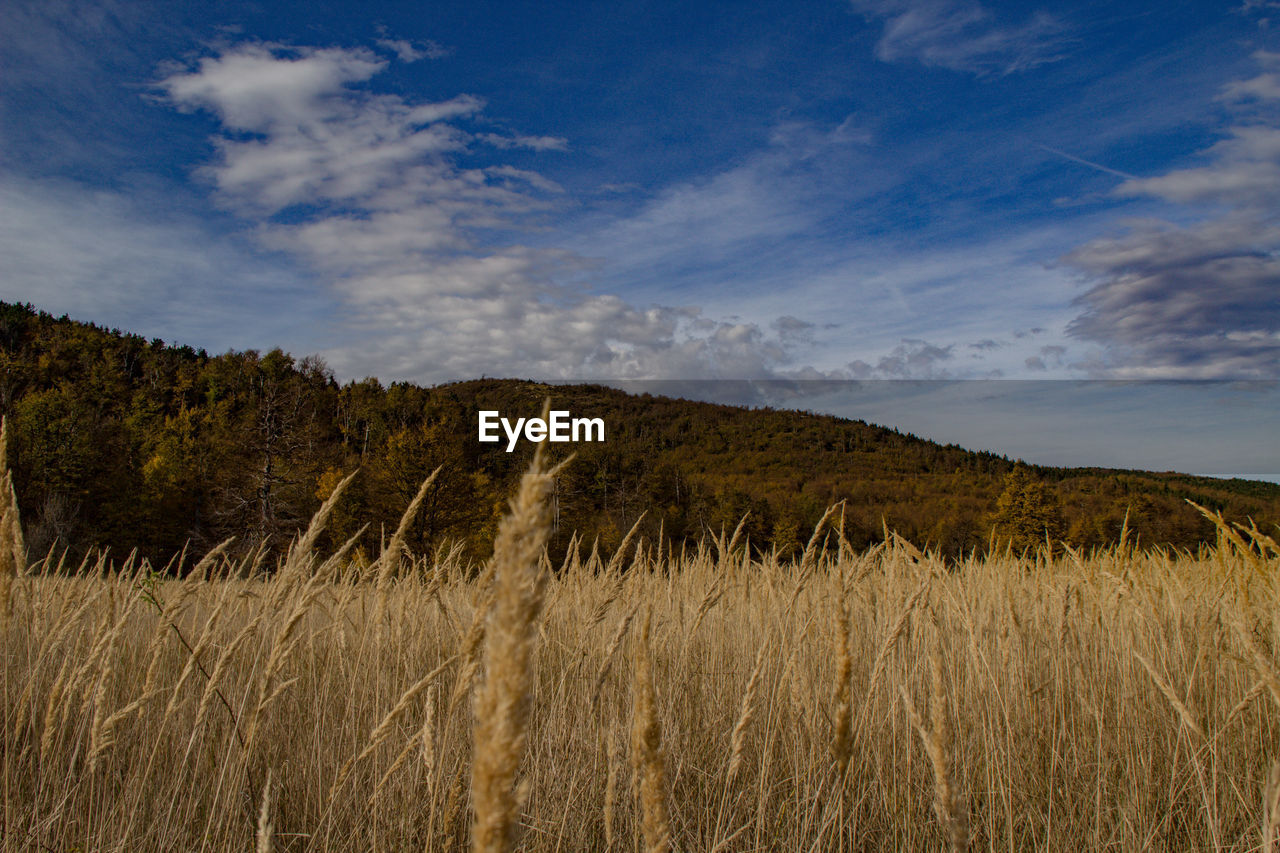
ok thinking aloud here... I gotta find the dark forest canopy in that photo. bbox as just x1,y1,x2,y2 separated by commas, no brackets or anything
1,301,1276,567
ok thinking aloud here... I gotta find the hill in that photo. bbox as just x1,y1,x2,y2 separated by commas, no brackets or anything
1,301,1276,564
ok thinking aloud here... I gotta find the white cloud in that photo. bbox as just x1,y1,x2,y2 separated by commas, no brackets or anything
850,0,1067,75
160,48,491,219
569,128,1089,379
1222,71,1280,101
161,44,389,132
158,41,798,381
1115,125,1280,209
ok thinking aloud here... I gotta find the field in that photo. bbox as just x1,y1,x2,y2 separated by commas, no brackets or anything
3,451,1280,852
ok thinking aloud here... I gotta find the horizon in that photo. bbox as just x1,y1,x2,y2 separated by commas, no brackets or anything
13,296,1280,483
2,0,1277,477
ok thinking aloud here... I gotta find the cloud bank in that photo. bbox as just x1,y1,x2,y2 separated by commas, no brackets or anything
158,41,804,382
1064,52,1280,379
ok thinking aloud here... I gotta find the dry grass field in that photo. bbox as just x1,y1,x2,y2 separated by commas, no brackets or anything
3,447,1280,851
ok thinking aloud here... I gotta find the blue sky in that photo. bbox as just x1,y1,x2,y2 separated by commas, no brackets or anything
1,0,1278,474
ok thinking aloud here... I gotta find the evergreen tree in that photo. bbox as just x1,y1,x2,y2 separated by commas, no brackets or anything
993,466,1065,551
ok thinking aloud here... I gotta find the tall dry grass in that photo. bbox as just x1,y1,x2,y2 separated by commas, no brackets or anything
2,452,1279,851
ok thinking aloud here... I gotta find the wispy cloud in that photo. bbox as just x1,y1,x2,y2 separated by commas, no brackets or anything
565,118,882,304
572,131,1089,379
1114,126,1280,209
1238,1,1280,29
157,40,799,381
1220,50,1280,100
1064,55,1280,379
479,132,570,152
374,36,451,63
850,0,1068,75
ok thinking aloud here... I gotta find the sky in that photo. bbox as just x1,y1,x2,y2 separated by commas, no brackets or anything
1,0,1277,477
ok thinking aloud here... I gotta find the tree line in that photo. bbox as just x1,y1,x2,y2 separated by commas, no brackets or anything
2,302,1276,568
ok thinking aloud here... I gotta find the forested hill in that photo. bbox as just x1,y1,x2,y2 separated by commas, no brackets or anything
2,301,1276,566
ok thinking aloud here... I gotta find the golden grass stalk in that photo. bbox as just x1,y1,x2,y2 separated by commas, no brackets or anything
0,417,8,483
245,574,326,752
830,605,854,777
443,765,468,841
726,635,769,783
362,655,457,764
0,499,17,626
865,574,931,701
84,586,149,764
420,682,438,773
588,571,627,630
604,510,648,578
471,436,560,853
328,654,457,806
368,736,419,808
709,822,751,853
38,653,74,761
0,416,23,626
603,718,623,851
900,651,968,853
631,609,671,853
184,612,266,756
9,667,36,740
798,503,841,573
365,681,442,807
1224,678,1269,729
447,561,498,719
87,619,121,772
1134,651,1206,742
163,588,236,721
375,466,441,629
91,688,161,768
593,601,640,702
1265,759,1280,853
256,768,275,853
1234,621,1280,712
280,468,359,589
688,579,724,641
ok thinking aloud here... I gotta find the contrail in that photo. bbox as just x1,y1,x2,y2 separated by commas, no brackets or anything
1037,144,1138,180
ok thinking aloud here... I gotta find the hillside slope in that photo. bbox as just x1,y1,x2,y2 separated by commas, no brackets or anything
1,301,1275,563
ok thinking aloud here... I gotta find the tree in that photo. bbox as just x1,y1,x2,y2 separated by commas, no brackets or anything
993,466,1064,552
211,349,333,550
374,420,481,555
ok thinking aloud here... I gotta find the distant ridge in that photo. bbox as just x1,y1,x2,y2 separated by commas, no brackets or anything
1201,474,1280,485
1,301,1276,564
